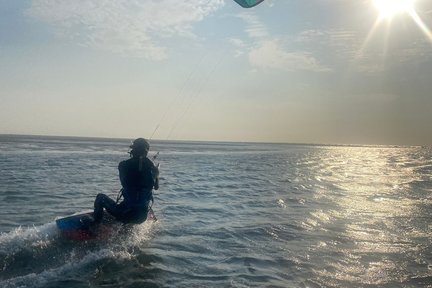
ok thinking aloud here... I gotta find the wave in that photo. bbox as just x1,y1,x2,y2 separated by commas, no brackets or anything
0,220,157,288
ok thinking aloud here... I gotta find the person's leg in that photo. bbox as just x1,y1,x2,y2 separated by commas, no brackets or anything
93,193,121,223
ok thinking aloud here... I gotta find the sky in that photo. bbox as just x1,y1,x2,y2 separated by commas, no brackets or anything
1,0,432,146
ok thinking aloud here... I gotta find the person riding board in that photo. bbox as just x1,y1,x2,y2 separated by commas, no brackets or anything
93,138,159,224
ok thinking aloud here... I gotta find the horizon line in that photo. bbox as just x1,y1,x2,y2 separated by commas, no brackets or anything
0,133,424,149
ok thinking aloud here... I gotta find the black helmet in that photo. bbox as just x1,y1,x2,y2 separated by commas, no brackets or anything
130,138,150,154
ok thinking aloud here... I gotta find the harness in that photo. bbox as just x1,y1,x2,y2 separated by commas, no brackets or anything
115,188,154,208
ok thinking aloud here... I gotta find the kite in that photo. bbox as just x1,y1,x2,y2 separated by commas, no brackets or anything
233,0,265,8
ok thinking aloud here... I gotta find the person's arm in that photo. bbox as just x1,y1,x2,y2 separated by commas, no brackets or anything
152,164,159,190
118,161,127,188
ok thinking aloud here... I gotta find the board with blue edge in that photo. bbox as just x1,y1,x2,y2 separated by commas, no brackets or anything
56,211,115,241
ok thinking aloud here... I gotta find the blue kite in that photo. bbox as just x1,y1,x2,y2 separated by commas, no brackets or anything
233,0,265,8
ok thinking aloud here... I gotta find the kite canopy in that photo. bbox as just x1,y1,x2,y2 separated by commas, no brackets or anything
233,0,265,8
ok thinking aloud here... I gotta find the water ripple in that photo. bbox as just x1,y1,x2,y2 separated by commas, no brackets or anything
0,136,431,287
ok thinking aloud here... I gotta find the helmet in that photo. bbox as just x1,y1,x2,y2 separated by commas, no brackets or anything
129,138,150,153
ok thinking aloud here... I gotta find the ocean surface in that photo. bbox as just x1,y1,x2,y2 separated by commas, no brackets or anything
0,135,431,288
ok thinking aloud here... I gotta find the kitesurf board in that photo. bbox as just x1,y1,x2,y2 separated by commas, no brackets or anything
56,211,112,241
56,208,157,241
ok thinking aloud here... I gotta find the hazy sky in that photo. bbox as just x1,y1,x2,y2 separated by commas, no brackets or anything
1,0,432,145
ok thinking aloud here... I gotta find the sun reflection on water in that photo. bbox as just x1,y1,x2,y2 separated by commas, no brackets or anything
300,146,431,286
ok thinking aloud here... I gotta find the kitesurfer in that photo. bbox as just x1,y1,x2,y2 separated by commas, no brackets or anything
93,138,159,224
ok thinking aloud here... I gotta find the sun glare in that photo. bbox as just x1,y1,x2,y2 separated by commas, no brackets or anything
373,0,415,19
365,0,432,45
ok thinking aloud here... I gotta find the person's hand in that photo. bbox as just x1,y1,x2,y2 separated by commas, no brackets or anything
153,164,160,177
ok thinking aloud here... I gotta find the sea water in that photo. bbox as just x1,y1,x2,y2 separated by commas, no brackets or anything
0,135,431,288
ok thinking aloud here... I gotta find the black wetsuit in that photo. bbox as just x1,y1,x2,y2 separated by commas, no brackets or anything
94,156,158,224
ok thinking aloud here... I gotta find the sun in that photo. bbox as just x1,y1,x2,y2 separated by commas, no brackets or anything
362,0,432,51
373,0,415,19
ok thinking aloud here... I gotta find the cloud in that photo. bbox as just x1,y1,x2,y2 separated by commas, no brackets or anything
295,23,432,73
248,40,331,72
296,29,361,60
236,12,268,39
27,0,224,60
229,38,245,48
228,37,247,57
235,12,329,72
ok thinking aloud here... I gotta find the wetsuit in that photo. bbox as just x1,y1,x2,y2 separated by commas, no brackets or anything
94,156,159,224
